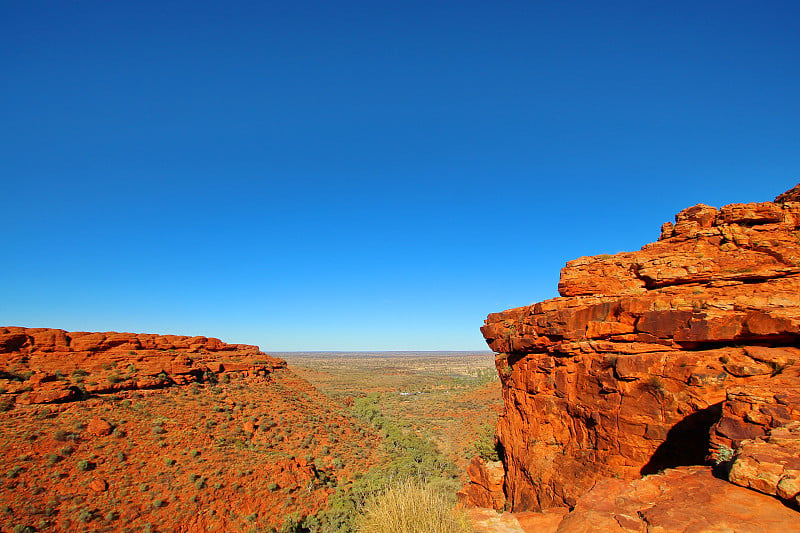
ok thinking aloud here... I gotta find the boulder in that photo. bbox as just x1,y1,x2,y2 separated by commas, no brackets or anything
458,456,506,510
729,421,800,506
87,418,113,437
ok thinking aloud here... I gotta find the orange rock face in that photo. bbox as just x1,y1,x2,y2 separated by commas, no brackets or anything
482,185,800,511
728,421,800,506
0,328,285,408
458,456,506,510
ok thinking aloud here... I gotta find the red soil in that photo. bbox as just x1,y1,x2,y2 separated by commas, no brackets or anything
0,329,382,532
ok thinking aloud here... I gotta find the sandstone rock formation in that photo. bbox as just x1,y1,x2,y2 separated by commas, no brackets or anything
481,185,800,512
728,421,800,507
458,456,506,510
555,466,800,532
0,327,285,408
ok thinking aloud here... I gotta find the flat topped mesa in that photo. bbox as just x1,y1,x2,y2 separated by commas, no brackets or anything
481,184,800,513
0,327,285,406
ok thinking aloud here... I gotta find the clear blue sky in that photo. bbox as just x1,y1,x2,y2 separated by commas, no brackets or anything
2,1,798,350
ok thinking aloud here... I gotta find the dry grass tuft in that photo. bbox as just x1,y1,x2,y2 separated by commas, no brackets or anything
357,479,470,533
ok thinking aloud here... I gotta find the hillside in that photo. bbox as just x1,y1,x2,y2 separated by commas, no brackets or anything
0,329,382,532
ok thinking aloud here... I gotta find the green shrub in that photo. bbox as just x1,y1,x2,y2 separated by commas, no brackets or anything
78,509,93,523
279,513,307,533
473,424,500,462
713,445,735,464
315,393,462,532
76,460,92,472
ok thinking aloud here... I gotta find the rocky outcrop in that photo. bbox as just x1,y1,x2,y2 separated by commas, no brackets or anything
555,466,800,532
458,456,506,510
481,185,800,512
709,378,800,463
0,327,285,407
728,421,800,507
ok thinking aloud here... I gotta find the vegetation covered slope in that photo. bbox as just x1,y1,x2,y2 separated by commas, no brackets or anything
0,329,382,532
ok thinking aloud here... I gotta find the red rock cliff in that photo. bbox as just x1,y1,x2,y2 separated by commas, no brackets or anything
481,185,800,511
0,327,285,406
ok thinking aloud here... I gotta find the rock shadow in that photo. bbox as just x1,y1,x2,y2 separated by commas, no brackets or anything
640,402,722,476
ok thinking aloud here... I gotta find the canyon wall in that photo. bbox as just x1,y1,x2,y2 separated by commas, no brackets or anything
481,184,800,511
0,327,285,406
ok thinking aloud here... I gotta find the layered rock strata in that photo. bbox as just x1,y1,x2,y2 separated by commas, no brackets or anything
0,327,285,407
481,186,800,511
729,421,800,507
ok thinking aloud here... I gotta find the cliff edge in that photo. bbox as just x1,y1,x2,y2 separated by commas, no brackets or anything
480,184,800,514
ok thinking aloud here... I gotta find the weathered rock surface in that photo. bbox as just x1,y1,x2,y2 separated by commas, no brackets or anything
481,185,800,511
709,377,800,463
776,183,800,204
0,327,285,408
555,466,800,532
86,417,113,436
458,456,506,510
468,507,567,533
729,421,800,506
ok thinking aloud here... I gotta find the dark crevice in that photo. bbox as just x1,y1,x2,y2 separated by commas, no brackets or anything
640,402,722,476
675,335,800,351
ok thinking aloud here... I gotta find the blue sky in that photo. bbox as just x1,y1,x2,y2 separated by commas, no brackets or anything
2,1,798,350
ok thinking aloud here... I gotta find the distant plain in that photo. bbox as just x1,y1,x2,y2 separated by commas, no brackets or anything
279,352,503,471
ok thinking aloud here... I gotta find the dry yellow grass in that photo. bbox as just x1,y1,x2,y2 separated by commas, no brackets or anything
357,480,471,533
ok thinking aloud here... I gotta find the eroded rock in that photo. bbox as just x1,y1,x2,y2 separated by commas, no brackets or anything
0,328,286,408
556,466,800,532
729,421,800,506
482,184,800,511
458,456,506,510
